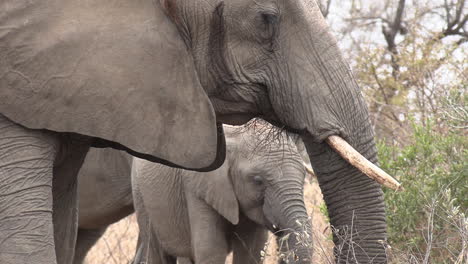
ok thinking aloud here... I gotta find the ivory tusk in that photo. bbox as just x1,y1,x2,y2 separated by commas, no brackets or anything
303,162,316,178
326,135,402,191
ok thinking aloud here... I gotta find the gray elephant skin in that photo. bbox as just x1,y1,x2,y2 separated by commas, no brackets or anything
0,0,389,263
133,125,311,264
74,148,134,264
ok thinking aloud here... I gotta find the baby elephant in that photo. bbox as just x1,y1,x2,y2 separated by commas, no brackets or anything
132,125,312,264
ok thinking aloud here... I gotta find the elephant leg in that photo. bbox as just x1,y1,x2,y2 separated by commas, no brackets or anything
177,257,193,264
159,252,176,264
133,237,144,264
133,231,176,264
186,193,230,264
133,184,175,264
52,138,90,264
73,227,107,264
133,184,151,264
0,115,60,264
231,219,269,264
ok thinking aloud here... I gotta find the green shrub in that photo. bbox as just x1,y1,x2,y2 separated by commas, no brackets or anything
378,120,467,263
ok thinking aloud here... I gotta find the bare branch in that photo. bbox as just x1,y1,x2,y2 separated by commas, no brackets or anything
382,0,406,77
439,0,467,40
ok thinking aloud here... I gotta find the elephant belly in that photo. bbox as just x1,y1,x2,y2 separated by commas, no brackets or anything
78,185,134,229
78,201,133,229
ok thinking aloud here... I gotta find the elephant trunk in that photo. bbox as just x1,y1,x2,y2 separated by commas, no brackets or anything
263,6,391,261
264,179,313,263
277,213,313,264
302,123,388,263
295,47,388,261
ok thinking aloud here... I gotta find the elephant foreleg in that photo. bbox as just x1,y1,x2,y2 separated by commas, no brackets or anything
177,257,193,264
133,184,176,264
52,138,90,264
0,115,60,264
231,219,268,264
186,193,230,264
73,227,107,264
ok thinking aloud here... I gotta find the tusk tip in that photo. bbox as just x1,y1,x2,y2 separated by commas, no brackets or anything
384,180,403,191
326,135,404,192
303,163,316,178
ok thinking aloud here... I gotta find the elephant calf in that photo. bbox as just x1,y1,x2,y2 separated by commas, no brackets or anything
132,125,313,264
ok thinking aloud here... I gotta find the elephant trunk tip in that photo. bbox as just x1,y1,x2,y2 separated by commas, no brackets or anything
276,218,313,263
326,135,403,191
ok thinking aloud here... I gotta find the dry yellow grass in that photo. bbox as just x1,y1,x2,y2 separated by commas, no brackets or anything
84,215,139,264
84,178,332,264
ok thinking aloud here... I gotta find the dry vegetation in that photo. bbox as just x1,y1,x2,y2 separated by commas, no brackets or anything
84,215,139,264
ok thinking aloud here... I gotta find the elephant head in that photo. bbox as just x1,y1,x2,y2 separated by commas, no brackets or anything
187,123,312,263
166,1,399,262
1,0,399,262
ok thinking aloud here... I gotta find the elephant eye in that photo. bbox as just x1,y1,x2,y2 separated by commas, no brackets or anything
261,12,278,26
256,11,279,47
253,175,264,186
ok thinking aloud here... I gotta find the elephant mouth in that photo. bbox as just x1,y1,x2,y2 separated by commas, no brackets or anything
268,223,281,234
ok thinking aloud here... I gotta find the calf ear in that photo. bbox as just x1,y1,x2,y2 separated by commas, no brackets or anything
186,162,239,225
0,0,223,170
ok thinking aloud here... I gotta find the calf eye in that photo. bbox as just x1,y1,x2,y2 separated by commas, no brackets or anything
253,175,264,186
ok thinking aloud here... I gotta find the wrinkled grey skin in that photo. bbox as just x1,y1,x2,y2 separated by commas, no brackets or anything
0,0,387,263
159,1,388,262
132,126,312,264
0,115,90,264
74,148,134,264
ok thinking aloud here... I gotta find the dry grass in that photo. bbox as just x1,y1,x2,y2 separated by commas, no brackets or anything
84,215,139,264
84,178,333,264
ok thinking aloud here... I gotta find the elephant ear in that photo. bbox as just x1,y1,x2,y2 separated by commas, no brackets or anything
0,0,223,170
187,162,239,225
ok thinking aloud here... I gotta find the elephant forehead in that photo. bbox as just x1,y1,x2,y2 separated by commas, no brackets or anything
235,156,281,174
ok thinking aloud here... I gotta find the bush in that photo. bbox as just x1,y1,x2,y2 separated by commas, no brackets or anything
378,120,467,263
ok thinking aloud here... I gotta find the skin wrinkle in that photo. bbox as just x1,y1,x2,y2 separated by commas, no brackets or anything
330,203,385,223
323,179,381,205
203,2,285,125
0,115,60,263
228,127,311,262
285,13,363,139
8,0,387,262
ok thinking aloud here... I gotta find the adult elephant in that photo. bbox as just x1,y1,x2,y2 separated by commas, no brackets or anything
132,125,312,264
0,0,400,263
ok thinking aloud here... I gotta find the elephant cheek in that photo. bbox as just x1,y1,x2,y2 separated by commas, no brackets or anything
262,198,281,231
242,206,269,227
